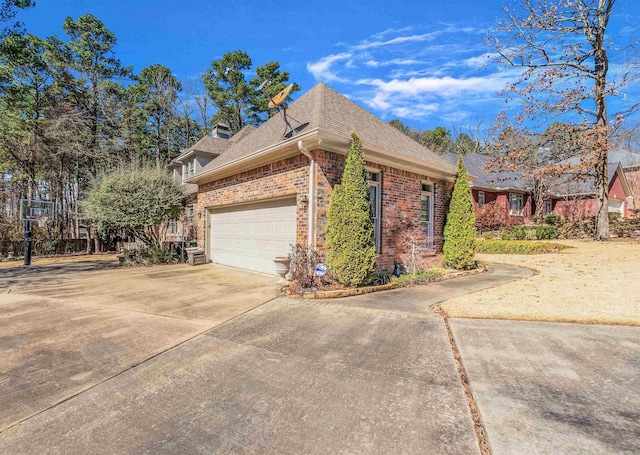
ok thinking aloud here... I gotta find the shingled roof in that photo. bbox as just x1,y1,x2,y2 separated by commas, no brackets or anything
548,162,624,197
444,153,528,191
191,83,457,182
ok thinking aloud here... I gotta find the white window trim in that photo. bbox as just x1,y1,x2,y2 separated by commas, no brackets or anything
182,159,195,182
421,185,434,245
478,190,485,208
509,193,524,216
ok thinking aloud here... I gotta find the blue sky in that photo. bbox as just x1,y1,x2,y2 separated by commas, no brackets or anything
17,0,640,132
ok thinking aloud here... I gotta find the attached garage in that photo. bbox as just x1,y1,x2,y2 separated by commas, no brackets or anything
609,199,624,218
207,198,297,275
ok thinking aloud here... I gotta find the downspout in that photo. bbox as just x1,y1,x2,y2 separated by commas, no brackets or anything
297,140,315,248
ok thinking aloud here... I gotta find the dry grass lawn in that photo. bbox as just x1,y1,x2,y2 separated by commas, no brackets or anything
441,239,640,326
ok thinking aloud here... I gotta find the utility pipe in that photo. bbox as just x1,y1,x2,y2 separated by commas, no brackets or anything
297,140,315,248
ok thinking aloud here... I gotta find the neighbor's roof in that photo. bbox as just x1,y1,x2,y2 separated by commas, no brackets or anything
192,82,457,181
609,150,640,168
444,153,529,191
548,162,625,197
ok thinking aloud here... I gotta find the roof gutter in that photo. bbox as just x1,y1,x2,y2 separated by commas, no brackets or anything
298,140,315,249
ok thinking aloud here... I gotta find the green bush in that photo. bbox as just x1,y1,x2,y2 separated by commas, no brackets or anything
84,167,183,246
372,268,393,285
394,268,447,286
325,132,377,286
544,214,563,226
121,246,178,266
443,155,477,269
476,240,570,254
535,225,559,240
501,225,536,240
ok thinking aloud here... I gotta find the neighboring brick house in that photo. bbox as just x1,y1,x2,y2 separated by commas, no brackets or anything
445,152,635,227
548,162,635,221
610,150,640,214
444,153,534,225
186,82,458,275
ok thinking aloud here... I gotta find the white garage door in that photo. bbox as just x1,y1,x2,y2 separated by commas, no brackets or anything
209,198,297,275
609,199,624,217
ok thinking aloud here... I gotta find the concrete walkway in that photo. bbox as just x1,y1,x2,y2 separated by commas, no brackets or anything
451,319,640,454
0,263,530,454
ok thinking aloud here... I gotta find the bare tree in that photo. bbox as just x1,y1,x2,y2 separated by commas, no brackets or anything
491,0,639,240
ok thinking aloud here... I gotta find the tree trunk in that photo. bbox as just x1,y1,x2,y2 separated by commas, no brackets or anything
593,41,609,240
594,152,609,240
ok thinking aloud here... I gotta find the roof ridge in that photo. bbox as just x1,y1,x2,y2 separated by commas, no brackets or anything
316,82,325,130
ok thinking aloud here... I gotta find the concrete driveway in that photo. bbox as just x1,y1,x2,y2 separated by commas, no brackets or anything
0,296,480,454
451,319,640,454
0,262,540,454
0,260,279,430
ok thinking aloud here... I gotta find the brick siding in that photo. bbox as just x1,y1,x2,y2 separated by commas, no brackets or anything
195,149,452,269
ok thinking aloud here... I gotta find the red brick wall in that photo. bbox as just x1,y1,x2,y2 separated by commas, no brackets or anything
313,149,452,268
552,172,631,221
195,149,452,269
553,198,597,221
626,168,640,212
473,190,532,225
195,154,310,250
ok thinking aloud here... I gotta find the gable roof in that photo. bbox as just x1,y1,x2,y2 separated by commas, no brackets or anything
169,135,233,167
444,153,529,191
609,150,640,169
548,162,631,197
190,83,457,183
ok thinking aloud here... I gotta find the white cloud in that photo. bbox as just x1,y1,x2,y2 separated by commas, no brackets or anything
366,92,392,110
391,103,441,119
357,75,507,97
463,52,499,68
365,58,424,68
306,53,352,82
352,33,439,51
305,24,517,125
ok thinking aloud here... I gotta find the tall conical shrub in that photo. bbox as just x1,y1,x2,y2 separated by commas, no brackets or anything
326,132,377,286
443,155,477,269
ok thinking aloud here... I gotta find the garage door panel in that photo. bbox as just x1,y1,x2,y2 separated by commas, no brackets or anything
210,199,296,275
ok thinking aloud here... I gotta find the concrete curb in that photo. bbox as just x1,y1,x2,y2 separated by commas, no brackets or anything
287,265,488,300
300,281,401,299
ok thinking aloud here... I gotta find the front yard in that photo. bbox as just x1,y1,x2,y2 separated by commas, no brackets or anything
441,239,640,325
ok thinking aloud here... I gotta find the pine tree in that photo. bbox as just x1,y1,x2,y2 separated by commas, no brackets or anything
443,155,477,269
326,132,377,286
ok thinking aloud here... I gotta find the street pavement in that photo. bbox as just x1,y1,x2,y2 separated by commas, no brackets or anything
451,319,640,454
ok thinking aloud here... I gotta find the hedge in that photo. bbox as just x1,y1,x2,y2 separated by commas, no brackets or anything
476,240,570,254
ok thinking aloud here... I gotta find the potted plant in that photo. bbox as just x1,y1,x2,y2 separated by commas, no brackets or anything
273,256,291,283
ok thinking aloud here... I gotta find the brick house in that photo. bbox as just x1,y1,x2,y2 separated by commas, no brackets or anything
549,162,635,220
446,152,635,227
186,83,458,275
445,153,534,225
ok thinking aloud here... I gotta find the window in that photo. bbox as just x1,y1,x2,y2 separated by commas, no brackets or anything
368,171,381,253
187,206,194,224
509,193,524,216
182,160,195,181
421,183,434,244
544,200,553,215
478,191,485,209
